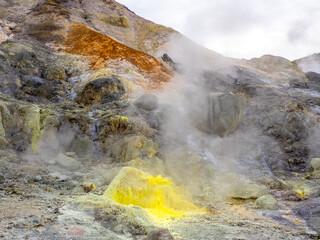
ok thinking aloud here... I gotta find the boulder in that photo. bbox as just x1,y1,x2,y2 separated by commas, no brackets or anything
147,228,174,240
253,195,279,210
76,74,125,105
134,94,159,111
228,183,268,199
108,135,158,163
193,93,244,136
207,93,244,136
54,153,81,171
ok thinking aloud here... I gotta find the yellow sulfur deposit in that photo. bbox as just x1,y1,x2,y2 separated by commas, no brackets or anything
296,190,304,198
104,167,199,219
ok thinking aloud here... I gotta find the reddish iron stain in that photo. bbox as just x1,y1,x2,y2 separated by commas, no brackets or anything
62,23,172,90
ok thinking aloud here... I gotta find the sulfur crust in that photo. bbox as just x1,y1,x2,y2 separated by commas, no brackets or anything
104,167,199,219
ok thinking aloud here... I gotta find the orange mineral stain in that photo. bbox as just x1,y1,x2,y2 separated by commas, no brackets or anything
63,23,172,90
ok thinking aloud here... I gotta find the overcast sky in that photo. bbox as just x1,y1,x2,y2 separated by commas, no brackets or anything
117,0,320,60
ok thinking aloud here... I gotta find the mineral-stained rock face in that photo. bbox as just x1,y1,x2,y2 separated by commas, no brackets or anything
63,23,172,90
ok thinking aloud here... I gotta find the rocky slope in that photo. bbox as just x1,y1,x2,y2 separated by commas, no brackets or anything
0,0,320,239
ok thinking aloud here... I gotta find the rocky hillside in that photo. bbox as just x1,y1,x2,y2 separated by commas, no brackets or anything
0,0,320,239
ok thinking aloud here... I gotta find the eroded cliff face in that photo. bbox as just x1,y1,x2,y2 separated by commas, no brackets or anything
0,0,320,239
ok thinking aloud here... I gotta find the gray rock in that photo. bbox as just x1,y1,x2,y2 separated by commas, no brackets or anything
134,94,159,111
54,153,81,171
147,228,174,240
229,183,268,199
193,93,245,136
207,93,244,136
254,195,279,210
311,158,320,171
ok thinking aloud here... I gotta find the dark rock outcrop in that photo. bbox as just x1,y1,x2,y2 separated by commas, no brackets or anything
76,75,125,106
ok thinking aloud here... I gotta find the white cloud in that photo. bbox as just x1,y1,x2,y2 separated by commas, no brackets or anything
117,0,320,60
